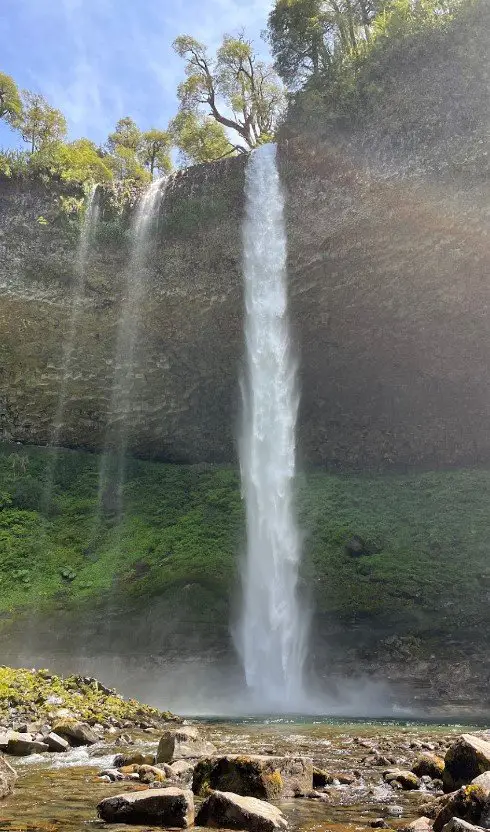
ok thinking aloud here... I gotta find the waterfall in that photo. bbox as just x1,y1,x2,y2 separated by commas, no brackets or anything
42,184,100,508
98,177,166,521
237,144,307,711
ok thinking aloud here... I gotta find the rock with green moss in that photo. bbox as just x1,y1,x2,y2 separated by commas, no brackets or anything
193,755,313,799
433,784,490,832
384,768,421,790
413,754,445,779
0,666,178,732
443,735,490,792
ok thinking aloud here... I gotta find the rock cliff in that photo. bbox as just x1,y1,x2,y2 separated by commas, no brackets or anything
1,0,489,470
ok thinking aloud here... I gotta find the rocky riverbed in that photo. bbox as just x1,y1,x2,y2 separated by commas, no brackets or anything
0,668,489,831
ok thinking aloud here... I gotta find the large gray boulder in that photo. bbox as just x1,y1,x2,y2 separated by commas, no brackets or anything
6,733,49,756
471,772,490,795
196,790,288,832
157,727,216,763
444,735,490,791
97,787,194,827
53,720,99,747
0,756,17,799
193,755,313,799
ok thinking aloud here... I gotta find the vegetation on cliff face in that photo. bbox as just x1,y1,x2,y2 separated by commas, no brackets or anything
0,443,488,635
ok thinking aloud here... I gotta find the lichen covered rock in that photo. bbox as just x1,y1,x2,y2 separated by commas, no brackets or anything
444,735,490,791
193,755,313,799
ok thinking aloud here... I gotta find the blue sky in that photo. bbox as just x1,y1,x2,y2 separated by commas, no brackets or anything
0,0,274,150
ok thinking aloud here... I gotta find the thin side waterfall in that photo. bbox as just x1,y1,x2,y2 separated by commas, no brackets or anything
42,184,100,509
98,177,166,521
237,144,308,711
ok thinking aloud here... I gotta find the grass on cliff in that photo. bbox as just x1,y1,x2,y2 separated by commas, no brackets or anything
0,442,488,633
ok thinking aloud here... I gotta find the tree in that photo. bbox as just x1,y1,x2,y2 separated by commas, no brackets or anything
107,116,142,154
17,91,67,153
173,33,285,152
105,144,151,183
140,129,172,175
267,0,389,88
170,111,233,166
0,72,22,126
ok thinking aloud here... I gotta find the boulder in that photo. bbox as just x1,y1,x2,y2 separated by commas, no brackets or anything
6,733,49,756
44,732,69,753
442,820,486,832
97,787,194,827
444,736,490,792
193,755,313,799
53,720,98,747
137,764,166,784
383,768,421,790
433,785,490,832
0,756,17,799
169,760,195,787
471,772,490,795
113,751,156,767
401,818,433,832
196,790,288,832
413,755,446,779
157,727,216,763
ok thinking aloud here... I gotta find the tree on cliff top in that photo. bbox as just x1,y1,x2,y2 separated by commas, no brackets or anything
173,33,285,153
17,91,67,153
170,111,232,165
140,129,173,175
0,72,22,127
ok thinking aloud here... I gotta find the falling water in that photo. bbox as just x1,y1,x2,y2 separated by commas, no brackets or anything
98,177,166,521
238,144,307,711
42,185,100,509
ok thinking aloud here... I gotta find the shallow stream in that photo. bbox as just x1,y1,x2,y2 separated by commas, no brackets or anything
1,718,487,832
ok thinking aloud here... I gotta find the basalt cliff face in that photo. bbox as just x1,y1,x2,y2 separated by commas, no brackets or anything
1,2,490,472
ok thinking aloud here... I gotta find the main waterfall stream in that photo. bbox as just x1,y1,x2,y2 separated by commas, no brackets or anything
237,144,308,711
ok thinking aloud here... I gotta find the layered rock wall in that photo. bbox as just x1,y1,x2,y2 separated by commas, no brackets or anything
1,2,490,469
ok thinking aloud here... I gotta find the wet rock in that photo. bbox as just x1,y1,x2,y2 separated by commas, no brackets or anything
370,820,389,828
97,768,136,782
157,727,216,763
373,755,395,767
196,790,288,832
313,768,328,788
193,755,313,799
442,820,486,832
44,732,69,752
433,785,490,832
97,787,194,827
384,768,421,790
53,719,99,746
6,733,49,756
414,755,445,779
0,756,17,798
0,735,9,752
443,736,490,792
113,751,156,767
383,805,404,817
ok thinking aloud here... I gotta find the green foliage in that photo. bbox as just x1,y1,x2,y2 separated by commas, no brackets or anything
17,91,67,152
140,129,172,175
170,111,232,165
107,116,142,153
0,71,22,126
0,443,488,637
173,32,285,152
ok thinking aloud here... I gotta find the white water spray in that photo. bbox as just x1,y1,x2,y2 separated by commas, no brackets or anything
99,177,166,518
238,144,307,711
43,185,100,508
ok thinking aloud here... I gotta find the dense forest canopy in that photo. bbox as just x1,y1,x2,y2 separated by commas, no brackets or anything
0,0,471,187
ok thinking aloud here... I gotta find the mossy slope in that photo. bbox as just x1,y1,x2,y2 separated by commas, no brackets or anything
0,442,488,636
